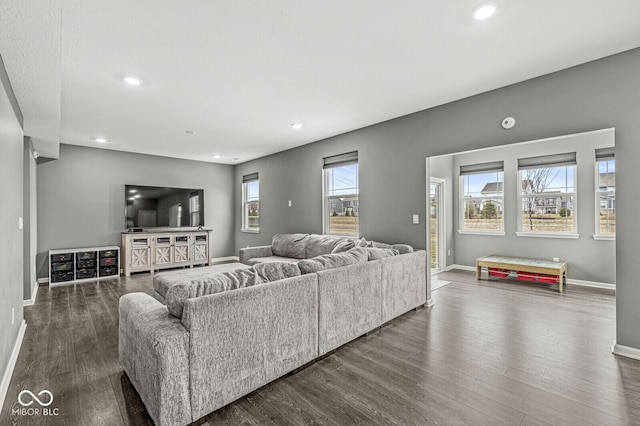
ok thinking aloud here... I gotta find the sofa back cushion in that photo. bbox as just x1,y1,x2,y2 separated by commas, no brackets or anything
253,262,301,282
365,247,400,260
298,247,368,274
165,269,263,318
271,233,309,259
391,244,414,254
306,234,353,258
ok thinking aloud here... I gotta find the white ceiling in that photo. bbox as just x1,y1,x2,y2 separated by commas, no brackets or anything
1,1,640,164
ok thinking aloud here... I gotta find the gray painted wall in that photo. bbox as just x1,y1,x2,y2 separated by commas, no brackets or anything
233,48,640,351
37,144,235,278
23,137,37,300
0,56,24,400
450,129,614,283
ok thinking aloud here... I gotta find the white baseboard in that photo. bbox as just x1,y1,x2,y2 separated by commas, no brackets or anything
567,278,615,291
211,256,240,263
446,264,475,272
612,342,640,361
444,264,614,290
0,320,26,415
426,298,434,308
23,281,39,306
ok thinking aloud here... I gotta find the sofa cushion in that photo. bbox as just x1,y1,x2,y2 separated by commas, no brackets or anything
271,233,309,259
330,239,357,254
371,241,392,249
253,262,302,282
306,234,350,258
154,263,252,297
355,238,372,248
248,256,300,265
391,244,414,254
165,269,263,318
365,247,400,260
298,247,368,274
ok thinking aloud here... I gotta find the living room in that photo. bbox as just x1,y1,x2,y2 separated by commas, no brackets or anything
2,1,640,425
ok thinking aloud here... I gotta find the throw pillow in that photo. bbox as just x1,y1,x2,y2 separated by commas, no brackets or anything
365,247,400,260
298,247,368,274
271,233,309,259
371,241,392,249
253,262,301,282
391,244,414,254
330,239,356,254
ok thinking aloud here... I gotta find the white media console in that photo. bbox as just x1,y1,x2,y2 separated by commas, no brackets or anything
121,230,211,276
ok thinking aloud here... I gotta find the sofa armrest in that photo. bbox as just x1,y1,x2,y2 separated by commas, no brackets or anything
381,250,427,323
119,293,192,426
239,245,273,265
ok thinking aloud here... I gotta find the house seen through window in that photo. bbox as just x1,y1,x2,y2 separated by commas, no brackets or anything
595,148,615,237
323,151,359,236
242,173,259,231
460,161,504,231
518,152,576,234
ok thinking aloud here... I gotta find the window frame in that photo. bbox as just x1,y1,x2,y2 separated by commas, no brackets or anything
458,164,505,236
241,174,260,233
516,161,578,239
594,155,615,240
322,152,359,237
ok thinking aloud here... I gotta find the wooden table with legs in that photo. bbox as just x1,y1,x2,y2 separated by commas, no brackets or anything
476,254,568,293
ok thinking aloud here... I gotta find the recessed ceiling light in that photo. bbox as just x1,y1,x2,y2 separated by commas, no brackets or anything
291,123,303,130
129,189,137,193
94,137,108,143
123,75,143,86
213,154,221,159
474,4,496,20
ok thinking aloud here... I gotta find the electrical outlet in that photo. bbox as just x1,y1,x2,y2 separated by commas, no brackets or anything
288,200,292,207
18,217,23,230
553,257,560,262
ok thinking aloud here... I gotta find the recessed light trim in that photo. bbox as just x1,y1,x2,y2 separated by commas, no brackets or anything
474,4,496,20
123,75,143,86
213,154,221,159
94,137,108,143
291,123,303,130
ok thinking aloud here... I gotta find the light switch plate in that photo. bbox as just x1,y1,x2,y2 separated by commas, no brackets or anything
412,214,419,224
18,217,23,230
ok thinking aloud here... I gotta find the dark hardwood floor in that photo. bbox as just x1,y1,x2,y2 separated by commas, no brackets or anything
2,269,639,425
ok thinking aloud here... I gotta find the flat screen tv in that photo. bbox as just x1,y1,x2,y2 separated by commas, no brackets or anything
125,185,204,229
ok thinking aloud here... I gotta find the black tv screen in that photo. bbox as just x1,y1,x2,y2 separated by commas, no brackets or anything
125,185,204,229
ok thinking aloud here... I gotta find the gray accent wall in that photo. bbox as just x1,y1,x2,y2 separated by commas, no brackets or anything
234,48,640,352
37,144,235,279
0,54,24,402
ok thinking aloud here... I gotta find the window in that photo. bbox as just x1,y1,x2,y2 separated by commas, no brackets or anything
242,172,259,232
517,152,577,235
595,148,615,238
459,161,504,232
323,151,358,236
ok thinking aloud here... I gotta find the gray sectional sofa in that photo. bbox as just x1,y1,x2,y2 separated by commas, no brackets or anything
119,233,426,426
